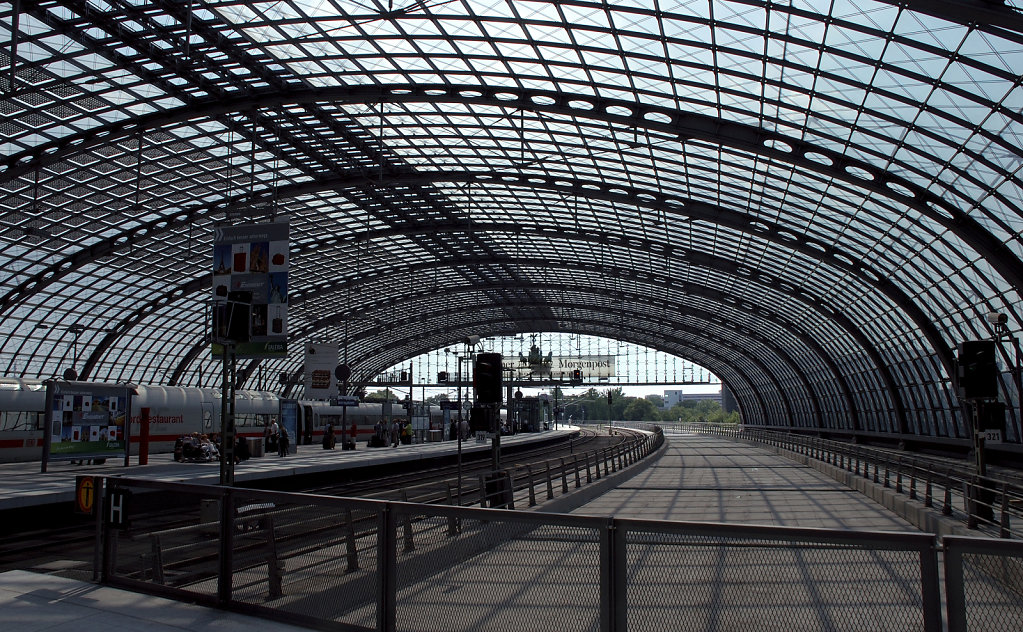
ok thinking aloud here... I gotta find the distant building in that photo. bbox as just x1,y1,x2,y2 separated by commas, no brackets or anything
663,389,722,408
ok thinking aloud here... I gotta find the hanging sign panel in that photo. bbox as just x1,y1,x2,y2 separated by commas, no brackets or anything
507,355,616,379
42,381,133,468
211,219,289,358
304,342,339,399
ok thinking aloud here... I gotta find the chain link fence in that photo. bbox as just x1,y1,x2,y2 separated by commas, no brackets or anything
91,475,1023,631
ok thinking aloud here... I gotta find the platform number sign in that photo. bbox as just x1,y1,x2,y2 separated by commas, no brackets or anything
108,488,130,528
980,429,1003,444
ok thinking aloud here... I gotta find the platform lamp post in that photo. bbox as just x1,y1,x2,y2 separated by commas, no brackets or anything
36,323,93,381
458,336,483,504
456,352,464,506
67,324,86,375
988,312,1021,435
336,363,351,446
607,390,613,435
213,293,250,487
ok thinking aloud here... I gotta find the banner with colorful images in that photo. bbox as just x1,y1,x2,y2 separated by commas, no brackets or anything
211,218,289,358
42,380,133,465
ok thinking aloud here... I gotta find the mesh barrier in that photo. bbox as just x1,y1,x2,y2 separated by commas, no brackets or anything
97,478,1023,632
226,492,382,628
945,537,1023,632
623,525,932,632
391,507,602,632
105,482,222,600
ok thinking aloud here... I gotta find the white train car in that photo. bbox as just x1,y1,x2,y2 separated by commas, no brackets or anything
0,378,279,462
296,401,453,446
0,378,48,461
0,378,463,461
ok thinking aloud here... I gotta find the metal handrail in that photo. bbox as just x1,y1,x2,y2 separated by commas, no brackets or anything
684,422,1023,539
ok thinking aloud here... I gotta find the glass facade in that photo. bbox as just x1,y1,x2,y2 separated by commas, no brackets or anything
1,1,1021,442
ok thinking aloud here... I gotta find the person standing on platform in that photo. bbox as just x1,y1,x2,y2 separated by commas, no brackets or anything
390,419,401,447
348,422,358,449
267,418,280,454
278,424,290,457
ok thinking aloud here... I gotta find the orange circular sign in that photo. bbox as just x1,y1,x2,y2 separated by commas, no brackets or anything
76,476,95,515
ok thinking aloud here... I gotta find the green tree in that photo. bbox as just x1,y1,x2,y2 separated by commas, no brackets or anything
363,389,394,403
623,397,657,421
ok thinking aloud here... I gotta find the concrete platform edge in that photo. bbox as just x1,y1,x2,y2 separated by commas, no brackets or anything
746,438,978,539
529,436,669,515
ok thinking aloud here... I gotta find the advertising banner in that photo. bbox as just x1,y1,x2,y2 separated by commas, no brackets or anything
279,399,299,451
304,342,339,399
42,381,133,467
211,219,289,358
507,354,616,379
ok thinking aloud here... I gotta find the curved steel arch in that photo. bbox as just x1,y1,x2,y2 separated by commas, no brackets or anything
270,308,766,417
5,83,1019,301
339,307,776,427
295,276,862,427
362,307,793,427
174,246,880,429
881,0,1023,36
11,167,953,425
75,246,911,438
109,235,907,429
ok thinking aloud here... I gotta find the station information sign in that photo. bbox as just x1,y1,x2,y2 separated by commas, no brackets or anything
41,380,133,471
507,355,616,379
211,219,289,358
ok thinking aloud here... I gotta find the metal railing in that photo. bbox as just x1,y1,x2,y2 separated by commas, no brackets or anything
87,425,1023,631
682,422,1023,540
391,424,664,510
93,476,991,632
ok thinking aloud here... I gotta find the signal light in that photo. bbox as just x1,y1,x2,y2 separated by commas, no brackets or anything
572,369,582,381
474,353,503,403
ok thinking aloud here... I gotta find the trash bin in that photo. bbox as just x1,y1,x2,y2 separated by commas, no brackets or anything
483,471,514,509
247,437,264,458
428,430,443,442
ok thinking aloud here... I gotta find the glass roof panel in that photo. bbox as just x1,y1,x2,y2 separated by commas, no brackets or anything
1,0,1021,440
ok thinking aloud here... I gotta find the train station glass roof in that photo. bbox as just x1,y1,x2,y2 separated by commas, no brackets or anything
1,0,1021,442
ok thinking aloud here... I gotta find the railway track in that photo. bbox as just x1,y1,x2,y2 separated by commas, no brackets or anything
0,427,654,580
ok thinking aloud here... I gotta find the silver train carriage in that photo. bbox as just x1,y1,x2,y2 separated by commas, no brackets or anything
0,378,451,462
0,377,282,462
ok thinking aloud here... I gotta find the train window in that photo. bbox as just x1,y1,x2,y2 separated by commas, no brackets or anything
235,413,269,428
1,411,43,431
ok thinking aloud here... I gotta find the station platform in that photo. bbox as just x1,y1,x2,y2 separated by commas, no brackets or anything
1,569,312,632
569,426,922,531
0,428,577,511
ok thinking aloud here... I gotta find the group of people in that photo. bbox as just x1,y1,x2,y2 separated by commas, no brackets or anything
176,416,426,462
322,422,358,450
371,419,414,448
449,419,471,441
265,418,290,457
174,432,220,462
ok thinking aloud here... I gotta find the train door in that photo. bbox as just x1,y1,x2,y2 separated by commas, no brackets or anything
202,401,216,433
302,404,315,444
